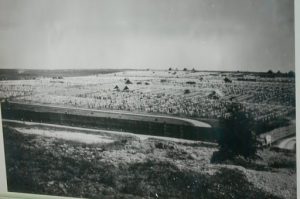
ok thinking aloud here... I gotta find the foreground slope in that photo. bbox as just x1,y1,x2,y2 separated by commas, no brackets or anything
3,122,296,199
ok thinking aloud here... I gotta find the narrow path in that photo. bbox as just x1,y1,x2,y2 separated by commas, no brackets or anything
274,137,296,151
3,119,214,144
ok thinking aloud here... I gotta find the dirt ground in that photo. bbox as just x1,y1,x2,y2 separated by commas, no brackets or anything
3,123,296,199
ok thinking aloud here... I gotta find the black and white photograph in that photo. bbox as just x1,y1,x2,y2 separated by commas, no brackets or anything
0,0,296,198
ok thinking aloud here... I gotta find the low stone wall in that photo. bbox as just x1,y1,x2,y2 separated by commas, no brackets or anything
1,102,219,142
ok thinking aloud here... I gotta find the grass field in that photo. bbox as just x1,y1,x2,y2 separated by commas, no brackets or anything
0,69,295,131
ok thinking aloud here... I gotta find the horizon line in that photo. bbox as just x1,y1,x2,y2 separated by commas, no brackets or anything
0,67,295,73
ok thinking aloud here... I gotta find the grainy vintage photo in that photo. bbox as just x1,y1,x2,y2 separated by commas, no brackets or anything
0,0,296,198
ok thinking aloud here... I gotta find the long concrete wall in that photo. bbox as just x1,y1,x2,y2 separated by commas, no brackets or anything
1,102,219,142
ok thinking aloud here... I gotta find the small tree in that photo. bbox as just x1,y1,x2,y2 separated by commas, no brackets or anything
267,70,274,74
288,70,295,78
217,103,258,159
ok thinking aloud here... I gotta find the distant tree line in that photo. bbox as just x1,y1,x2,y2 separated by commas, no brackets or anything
262,70,295,78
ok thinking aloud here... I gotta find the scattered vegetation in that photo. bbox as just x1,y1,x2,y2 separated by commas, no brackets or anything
207,91,220,100
184,89,191,94
224,77,232,83
186,81,196,85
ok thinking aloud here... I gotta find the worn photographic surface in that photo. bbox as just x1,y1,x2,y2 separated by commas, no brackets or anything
0,0,296,198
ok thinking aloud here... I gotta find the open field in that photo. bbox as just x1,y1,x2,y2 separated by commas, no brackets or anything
3,121,296,199
0,70,295,126
0,69,124,81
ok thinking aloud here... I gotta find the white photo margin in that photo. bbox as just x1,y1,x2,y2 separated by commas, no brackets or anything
0,1,298,198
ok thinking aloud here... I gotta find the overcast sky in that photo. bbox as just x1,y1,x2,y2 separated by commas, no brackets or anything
0,0,294,72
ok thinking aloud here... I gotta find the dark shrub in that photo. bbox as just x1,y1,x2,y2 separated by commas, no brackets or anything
186,81,196,85
184,89,191,94
217,103,258,159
